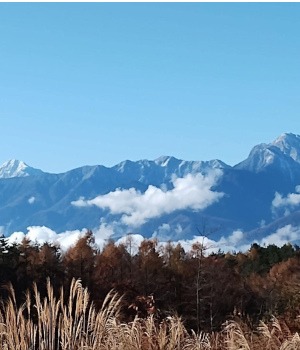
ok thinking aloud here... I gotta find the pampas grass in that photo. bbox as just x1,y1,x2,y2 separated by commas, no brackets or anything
0,279,214,350
0,279,299,349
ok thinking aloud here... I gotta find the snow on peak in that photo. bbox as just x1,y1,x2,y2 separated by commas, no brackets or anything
154,156,178,166
235,133,300,173
271,133,300,163
0,159,43,178
208,159,230,169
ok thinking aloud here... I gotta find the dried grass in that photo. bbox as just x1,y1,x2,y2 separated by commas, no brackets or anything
0,279,298,349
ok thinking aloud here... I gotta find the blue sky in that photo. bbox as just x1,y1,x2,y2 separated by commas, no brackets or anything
1,3,300,173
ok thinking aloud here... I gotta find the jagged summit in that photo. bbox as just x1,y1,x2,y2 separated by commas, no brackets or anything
154,156,179,167
270,133,300,163
154,156,229,169
3,134,300,179
234,133,300,173
0,159,43,178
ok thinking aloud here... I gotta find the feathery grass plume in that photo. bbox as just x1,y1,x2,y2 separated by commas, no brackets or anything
278,318,293,341
0,279,125,350
142,314,157,349
186,329,212,349
258,316,289,349
2,278,300,349
0,283,37,350
257,320,279,349
165,315,187,349
224,320,251,350
280,332,300,350
33,278,61,350
125,316,144,349
59,278,87,350
272,316,282,333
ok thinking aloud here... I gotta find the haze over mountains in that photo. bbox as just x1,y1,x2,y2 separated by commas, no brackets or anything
2,133,300,248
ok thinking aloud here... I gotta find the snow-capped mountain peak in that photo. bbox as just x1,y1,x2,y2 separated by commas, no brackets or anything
271,133,300,163
0,159,43,178
234,133,300,173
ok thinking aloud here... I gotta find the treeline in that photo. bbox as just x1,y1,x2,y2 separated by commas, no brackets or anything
0,232,299,332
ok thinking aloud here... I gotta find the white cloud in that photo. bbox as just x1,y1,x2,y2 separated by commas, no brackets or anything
6,227,243,255
6,220,128,252
174,236,221,255
116,234,145,256
56,229,87,250
72,171,224,228
7,231,25,244
175,224,183,235
272,186,300,215
260,225,300,247
152,223,171,240
93,221,119,249
219,230,244,247
7,226,87,251
27,226,57,243
28,196,35,204
162,225,300,255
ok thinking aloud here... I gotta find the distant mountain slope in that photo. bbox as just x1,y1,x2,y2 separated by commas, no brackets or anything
1,133,300,244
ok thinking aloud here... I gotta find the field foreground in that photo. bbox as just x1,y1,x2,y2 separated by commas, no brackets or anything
0,279,299,350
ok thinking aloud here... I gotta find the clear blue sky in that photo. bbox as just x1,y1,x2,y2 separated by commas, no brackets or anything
1,3,300,173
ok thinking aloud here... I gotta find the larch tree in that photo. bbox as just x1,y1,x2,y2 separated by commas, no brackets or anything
63,230,96,289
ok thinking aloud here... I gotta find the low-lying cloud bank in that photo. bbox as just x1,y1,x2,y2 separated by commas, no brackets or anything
7,223,300,255
259,224,300,247
71,171,224,227
8,222,121,251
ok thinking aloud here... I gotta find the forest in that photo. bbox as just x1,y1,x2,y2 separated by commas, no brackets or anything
0,231,300,349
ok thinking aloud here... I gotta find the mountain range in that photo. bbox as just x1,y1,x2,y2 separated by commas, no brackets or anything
2,133,300,246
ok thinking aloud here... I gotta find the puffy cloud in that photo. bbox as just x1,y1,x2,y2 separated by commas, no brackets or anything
28,196,35,204
55,229,87,250
272,186,300,215
72,171,224,228
165,225,300,255
6,221,126,252
174,235,221,255
219,230,244,247
152,223,172,241
116,234,145,256
260,225,300,247
7,226,87,251
93,221,119,249
26,226,57,243
8,231,25,244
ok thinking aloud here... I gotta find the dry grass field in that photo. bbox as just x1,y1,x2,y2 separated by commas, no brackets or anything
0,279,299,350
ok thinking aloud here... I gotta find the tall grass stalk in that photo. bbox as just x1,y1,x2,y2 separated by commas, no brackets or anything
0,279,299,349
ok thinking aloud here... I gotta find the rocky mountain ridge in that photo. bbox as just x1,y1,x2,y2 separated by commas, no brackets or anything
1,133,300,244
